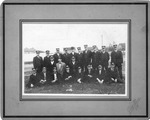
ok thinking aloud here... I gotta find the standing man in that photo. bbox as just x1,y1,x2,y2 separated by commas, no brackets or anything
63,48,70,66
56,57,66,83
43,50,51,83
69,47,78,62
101,46,110,71
83,45,92,71
91,45,101,71
77,47,84,71
111,44,123,79
53,48,63,63
33,50,43,73
49,56,56,83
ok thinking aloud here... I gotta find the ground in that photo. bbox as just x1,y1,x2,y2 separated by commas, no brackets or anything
24,76,125,94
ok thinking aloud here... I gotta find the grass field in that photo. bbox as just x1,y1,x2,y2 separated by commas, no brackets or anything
24,76,125,94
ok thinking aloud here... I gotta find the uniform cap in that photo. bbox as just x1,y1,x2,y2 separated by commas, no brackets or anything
46,50,50,53
77,47,81,50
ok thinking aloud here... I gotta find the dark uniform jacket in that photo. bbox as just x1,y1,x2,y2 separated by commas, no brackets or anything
69,61,78,77
64,71,73,83
94,69,105,80
49,61,56,73
111,50,123,66
84,69,94,77
43,56,50,71
91,51,101,69
33,56,43,73
69,52,78,62
107,68,119,79
63,53,70,65
27,72,44,87
77,53,84,67
83,50,92,66
100,52,109,66
76,72,84,80
53,53,63,63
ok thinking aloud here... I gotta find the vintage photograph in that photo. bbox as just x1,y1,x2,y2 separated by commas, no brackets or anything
22,22,128,96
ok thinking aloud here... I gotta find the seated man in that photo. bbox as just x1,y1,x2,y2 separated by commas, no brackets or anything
63,65,73,84
51,67,59,84
69,56,78,78
84,65,94,83
39,67,47,85
76,66,84,83
26,68,46,88
56,57,66,83
106,63,123,83
94,65,105,84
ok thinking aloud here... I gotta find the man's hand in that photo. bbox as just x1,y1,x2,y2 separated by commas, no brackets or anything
115,79,117,83
52,79,57,83
68,76,72,78
111,78,114,81
88,75,92,77
77,78,82,83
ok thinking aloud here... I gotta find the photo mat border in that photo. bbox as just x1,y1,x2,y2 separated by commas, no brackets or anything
20,19,131,101
2,2,148,118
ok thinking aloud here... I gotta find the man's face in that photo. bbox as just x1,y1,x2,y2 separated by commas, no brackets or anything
78,69,81,73
111,64,115,69
56,49,60,53
65,50,68,53
53,69,57,73
46,53,49,56
113,45,117,50
98,66,102,70
43,68,46,73
87,66,91,70
84,46,88,50
66,68,70,72
36,53,40,56
78,49,81,53
72,58,75,62
32,69,36,74
50,58,54,61
58,58,62,62
102,46,105,52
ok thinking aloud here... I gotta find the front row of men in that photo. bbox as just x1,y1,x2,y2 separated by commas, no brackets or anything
26,60,123,88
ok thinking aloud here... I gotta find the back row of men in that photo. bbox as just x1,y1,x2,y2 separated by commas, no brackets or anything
33,44,123,80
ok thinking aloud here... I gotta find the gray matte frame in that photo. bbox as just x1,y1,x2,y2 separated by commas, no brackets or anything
2,1,148,119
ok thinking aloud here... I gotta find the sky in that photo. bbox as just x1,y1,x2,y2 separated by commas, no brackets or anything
23,23,128,53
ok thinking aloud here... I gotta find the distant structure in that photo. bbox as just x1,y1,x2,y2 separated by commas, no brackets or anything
24,47,36,54
24,47,44,54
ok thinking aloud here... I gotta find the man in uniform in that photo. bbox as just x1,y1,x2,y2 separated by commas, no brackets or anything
100,46,109,71
63,48,70,66
106,63,123,83
83,45,92,71
77,47,84,71
33,50,43,73
111,44,123,79
43,50,51,82
69,56,78,78
69,47,78,62
53,48,63,63
91,45,101,71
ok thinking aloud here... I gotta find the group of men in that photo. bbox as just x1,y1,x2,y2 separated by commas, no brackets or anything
26,44,124,88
